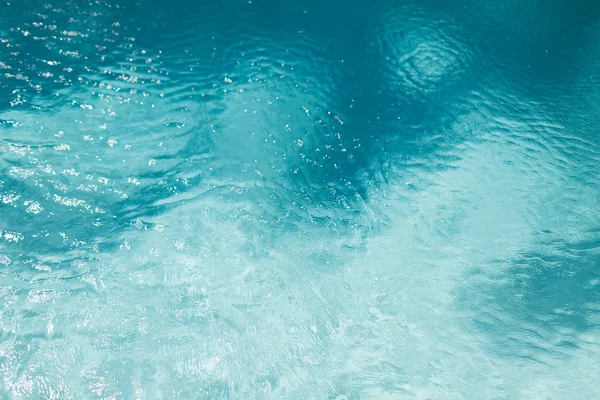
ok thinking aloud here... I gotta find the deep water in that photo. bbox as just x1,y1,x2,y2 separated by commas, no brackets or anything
1,0,600,398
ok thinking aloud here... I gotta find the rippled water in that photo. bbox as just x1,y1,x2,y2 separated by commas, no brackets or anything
1,0,600,398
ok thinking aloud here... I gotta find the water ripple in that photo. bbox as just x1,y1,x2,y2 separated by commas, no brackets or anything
1,0,600,398
373,6,473,98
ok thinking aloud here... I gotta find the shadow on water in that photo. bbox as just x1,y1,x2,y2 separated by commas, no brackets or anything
462,231,600,360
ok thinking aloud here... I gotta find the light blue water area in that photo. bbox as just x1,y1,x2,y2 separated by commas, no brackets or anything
1,0,600,398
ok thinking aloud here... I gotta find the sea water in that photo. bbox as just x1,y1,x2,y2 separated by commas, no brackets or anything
1,0,599,398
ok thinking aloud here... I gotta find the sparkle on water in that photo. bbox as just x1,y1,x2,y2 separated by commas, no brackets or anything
1,0,600,398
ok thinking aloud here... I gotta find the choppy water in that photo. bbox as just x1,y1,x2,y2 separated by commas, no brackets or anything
1,0,600,398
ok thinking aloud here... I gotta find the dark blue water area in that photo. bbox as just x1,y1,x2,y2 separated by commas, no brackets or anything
1,0,600,398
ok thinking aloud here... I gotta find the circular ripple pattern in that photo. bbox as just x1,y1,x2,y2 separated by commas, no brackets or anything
373,7,472,97
1,0,600,398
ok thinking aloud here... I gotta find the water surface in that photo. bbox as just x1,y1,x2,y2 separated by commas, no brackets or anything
1,0,600,398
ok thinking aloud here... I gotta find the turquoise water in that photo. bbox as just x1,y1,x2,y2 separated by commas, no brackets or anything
1,0,600,398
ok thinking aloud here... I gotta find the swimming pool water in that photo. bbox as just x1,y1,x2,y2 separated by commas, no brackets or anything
1,0,599,398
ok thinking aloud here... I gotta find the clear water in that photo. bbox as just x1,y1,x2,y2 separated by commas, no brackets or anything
1,0,599,398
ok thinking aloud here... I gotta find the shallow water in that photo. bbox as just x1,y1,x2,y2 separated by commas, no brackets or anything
1,0,600,398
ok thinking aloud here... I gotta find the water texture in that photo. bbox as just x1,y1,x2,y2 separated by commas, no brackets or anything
1,0,599,398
